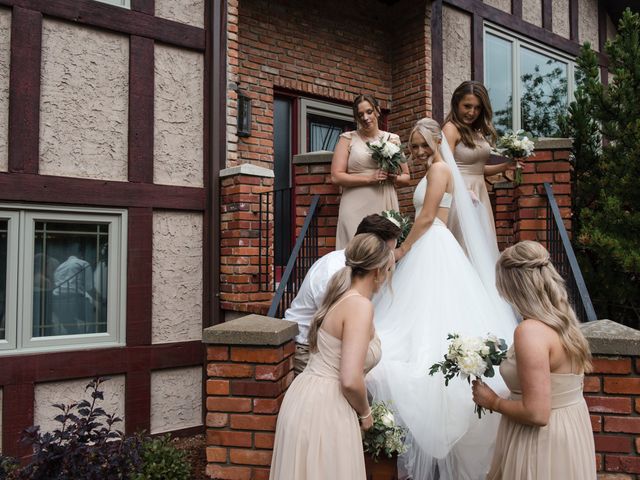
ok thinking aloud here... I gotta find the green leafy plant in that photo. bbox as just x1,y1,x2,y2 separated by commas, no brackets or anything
133,435,191,480
381,209,412,246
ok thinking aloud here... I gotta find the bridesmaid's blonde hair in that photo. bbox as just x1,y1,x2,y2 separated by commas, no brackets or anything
307,233,394,352
409,118,442,169
496,241,592,373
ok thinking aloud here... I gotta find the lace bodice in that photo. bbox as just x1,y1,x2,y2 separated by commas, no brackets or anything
413,176,453,217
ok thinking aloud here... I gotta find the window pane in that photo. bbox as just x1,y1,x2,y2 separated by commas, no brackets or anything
0,220,7,340
485,33,513,135
308,114,353,152
520,47,568,137
33,221,109,337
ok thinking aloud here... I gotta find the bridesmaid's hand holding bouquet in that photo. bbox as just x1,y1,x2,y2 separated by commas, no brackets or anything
367,136,407,179
494,130,535,185
429,333,508,418
362,402,408,461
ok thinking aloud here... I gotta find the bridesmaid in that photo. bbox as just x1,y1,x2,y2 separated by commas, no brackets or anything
332,94,410,249
443,81,513,249
472,241,596,480
269,233,393,480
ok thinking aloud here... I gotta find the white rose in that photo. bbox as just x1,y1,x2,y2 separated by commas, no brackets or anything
382,141,400,158
369,140,383,149
381,411,395,428
459,351,487,378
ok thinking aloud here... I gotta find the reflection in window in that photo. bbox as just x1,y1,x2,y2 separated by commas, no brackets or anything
0,220,7,340
486,28,573,137
308,114,353,152
33,222,109,337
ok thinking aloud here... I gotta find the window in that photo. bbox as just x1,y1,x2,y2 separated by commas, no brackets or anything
94,0,131,8
484,25,576,138
0,205,126,354
298,99,354,154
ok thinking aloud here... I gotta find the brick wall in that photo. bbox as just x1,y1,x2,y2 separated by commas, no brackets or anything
493,140,573,251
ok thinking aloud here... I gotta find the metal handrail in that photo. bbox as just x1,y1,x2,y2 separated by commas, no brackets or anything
543,182,597,322
267,195,321,318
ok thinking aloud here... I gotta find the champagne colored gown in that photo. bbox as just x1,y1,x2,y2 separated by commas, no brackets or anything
335,130,401,249
269,296,382,480
487,346,597,480
448,135,497,250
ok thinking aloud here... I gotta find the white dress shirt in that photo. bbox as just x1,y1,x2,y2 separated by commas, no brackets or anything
284,249,346,345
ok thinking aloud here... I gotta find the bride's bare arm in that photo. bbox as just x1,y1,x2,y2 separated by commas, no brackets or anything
399,162,450,255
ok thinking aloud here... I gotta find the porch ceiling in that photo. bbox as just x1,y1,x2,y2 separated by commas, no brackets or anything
605,0,638,25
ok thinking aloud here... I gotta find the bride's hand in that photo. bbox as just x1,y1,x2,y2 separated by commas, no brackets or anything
472,379,499,410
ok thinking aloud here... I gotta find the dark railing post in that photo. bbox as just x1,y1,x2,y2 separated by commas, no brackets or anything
543,182,597,322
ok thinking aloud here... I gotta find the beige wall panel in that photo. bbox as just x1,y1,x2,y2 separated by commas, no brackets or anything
484,0,511,13
39,19,128,181
443,6,472,118
579,0,599,51
0,8,10,173
150,366,202,434
552,0,570,39
154,45,204,188
152,211,203,344
523,0,542,27
155,0,204,28
34,376,125,434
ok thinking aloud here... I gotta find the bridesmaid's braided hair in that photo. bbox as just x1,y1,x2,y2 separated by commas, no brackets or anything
496,241,592,373
307,233,394,352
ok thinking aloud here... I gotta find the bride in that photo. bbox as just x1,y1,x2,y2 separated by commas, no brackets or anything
366,118,517,480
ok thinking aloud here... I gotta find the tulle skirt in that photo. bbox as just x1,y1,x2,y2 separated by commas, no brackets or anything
366,219,518,480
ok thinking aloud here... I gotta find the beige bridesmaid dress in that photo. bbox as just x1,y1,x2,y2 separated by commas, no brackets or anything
269,314,382,479
335,130,401,249
448,135,498,250
487,346,597,480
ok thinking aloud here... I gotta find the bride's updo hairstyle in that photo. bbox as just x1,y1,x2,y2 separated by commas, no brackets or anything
307,233,394,352
409,118,442,169
496,241,592,373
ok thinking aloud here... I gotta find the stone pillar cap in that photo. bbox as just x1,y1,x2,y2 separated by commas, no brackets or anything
580,319,640,356
203,314,298,346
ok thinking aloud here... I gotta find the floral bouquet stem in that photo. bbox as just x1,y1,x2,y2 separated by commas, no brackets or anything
494,130,535,186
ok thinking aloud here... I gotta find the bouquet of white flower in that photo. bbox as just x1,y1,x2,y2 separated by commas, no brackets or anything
381,209,412,246
429,333,508,418
366,136,407,176
494,129,536,185
362,401,408,461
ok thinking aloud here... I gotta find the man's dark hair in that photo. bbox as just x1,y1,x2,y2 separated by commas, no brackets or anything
355,214,401,242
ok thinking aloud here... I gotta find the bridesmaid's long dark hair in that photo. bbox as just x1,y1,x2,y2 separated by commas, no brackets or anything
444,81,498,149
352,94,382,129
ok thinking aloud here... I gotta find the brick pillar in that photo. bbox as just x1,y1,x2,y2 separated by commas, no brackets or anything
293,152,341,257
581,320,640,478
203,314,298,479
219,165,276,316
492,138,573,251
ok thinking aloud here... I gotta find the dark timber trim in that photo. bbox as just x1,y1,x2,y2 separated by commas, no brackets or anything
431,0,444,123
472,13,484,82
542,0,552,31
511,0,522,19
569,0,579,43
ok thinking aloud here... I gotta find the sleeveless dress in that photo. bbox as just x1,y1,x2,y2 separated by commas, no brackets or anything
448,135,497,250
487,346,597,480
269,295,382,480
366,176,517,480
335,130,401,249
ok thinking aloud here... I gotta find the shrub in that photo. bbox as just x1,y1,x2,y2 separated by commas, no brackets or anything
132,435,191,480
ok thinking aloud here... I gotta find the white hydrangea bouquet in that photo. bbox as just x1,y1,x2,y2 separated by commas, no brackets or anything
381,209,412,246
366,135,407,176
494,129,535,185
362,401,408,461
429,333,508,418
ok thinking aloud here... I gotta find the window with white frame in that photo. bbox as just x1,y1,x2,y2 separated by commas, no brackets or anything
94,0,131,8
484,25,576,138
0,205,127,354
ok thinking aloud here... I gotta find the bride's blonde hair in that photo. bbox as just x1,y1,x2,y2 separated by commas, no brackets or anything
496,241,592,372
307,233,394,351
408,118,442,169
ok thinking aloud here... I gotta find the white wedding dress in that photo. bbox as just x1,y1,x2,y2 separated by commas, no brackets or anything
366,151,518,479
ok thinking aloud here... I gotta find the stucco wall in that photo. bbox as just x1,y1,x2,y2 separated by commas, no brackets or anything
443,6,472,117
39,19,128,181
484,0,511,13
579,0,599,51
34,376,126,434
150,366,202,434
152,211,203,344
155,0,204,28
154,45,204,188
0,8,10,173
552,0,570,39
522,0,542,27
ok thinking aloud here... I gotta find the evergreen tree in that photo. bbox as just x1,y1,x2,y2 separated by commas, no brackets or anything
565,8,640,327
